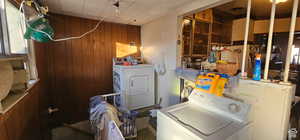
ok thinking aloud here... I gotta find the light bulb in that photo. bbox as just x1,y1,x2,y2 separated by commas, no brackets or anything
183,19,191,25
115,8,120,17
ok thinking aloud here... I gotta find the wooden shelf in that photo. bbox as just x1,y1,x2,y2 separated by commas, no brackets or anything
211,32,221,36
191,54,207,57
213,21,223,24
182,8,232,58
0,55,26,62
0,80,38,114
194,32,209,35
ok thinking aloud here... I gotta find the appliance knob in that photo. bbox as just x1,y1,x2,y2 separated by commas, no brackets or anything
228,103,240,113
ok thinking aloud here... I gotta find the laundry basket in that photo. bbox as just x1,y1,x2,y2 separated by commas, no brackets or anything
89,93,137,140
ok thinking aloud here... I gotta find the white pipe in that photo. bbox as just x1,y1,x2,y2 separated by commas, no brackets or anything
241,0,252,77
263,0,276,80
283,0,299,82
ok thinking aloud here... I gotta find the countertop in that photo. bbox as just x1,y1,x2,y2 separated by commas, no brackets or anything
0,79,39,114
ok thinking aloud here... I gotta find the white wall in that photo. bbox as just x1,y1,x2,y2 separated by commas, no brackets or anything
141,12,179,107
141,0,230,107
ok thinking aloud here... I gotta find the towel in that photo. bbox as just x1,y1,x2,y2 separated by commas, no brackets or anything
89,95,122,140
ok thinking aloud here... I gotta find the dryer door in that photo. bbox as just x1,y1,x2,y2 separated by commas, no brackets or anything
129,75,149,95
127,74,152,109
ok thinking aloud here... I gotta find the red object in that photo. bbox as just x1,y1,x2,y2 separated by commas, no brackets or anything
123,62,131,66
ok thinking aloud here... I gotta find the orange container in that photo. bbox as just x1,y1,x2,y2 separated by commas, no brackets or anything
195,73,220,94
215,77,228,96
195,73,228,96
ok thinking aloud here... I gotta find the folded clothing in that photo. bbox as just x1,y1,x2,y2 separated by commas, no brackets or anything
89,95,122,140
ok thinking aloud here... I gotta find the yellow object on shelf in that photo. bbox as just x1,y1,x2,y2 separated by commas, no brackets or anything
195,73,228,96
215,77,228,96
195,73,220,95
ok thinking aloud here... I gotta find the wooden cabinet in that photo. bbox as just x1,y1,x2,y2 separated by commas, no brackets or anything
182,18,210,56
253,17,300,34
195,9,213,23
231,18,254,42
192,20,210,56
182,9,232,57
182,17,210,57
182,18,193,56
0,116,9,140
0,82,43,140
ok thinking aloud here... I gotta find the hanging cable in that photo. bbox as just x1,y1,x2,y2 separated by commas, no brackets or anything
19,0,105,42
19,0,137,42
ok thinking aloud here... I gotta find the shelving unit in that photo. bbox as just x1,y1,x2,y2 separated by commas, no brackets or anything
182,9,232,58
0,55,29,113
182,18,193,56
181,9,233,69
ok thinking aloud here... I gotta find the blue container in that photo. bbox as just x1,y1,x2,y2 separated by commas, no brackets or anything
253,55,261,81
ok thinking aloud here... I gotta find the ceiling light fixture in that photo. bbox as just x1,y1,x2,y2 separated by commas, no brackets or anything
270,0,288,4
113,0,120,8
113,0,120,16
183,19,191,25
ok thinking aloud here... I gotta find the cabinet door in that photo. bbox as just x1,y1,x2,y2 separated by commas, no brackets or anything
0,117,9,140
126,69,154,109
192,21,209,55
129,75,149,95
182,18,193,56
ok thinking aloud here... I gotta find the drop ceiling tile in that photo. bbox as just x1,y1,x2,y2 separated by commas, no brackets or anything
45,0,198,25
61,0,85,13
46,0,63,12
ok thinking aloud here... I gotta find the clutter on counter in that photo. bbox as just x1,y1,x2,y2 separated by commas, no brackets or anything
176,67,241,99
0,56,30,114
175,67,200,82
252,54,262,81
113,56,143,66
195,73,228,97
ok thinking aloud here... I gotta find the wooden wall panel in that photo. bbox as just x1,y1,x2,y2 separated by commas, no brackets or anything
0,40,50,140
46,14,141,123
2,1,50,140
0,116,9,140
34,42,51,140
0,83,42,140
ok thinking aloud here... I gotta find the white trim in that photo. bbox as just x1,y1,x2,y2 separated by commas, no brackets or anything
241,0,252,77
263,0,277,80
283,0,299,82
27,40,38,80
0,0,11,55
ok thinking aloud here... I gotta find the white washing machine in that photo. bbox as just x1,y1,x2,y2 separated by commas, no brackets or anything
157,90,252,140
113,64,155,110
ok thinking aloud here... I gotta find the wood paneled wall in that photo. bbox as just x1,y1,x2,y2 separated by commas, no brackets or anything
0,83,43,140
0,40,50,140
34,42,51,140
45,14,141,123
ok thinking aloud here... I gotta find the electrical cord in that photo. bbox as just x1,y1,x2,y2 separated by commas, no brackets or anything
19,0,105,42
19,0,137,42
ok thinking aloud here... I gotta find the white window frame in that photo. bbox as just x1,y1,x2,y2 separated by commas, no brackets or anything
0,0,38,80
0,0,11,55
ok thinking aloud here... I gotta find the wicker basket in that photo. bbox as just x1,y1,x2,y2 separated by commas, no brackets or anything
217,50,240,76
216,62,239,76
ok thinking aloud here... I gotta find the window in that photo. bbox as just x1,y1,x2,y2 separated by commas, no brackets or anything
291,45,300,64
0,0,10,55
0,0,38,80
6,0,27,54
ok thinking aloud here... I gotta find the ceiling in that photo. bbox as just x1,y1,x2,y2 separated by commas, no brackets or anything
215,0,299,20
44,0,196,25
252,0,297,19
